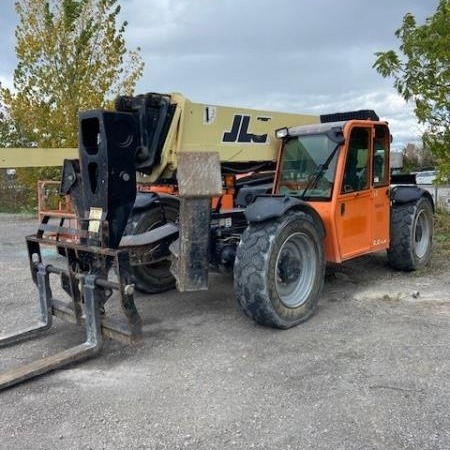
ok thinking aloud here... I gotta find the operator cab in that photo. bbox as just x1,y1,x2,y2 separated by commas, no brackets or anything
274,120,390,201
274,119,392,262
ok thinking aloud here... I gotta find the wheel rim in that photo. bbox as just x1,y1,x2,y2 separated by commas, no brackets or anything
414,209,431,259
275,232,316,308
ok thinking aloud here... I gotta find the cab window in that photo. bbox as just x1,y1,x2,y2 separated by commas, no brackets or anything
373,125,389,187
278,134,339,199
341,128,369,193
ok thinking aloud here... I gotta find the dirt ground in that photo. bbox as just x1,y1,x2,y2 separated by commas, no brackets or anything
0,213,449,450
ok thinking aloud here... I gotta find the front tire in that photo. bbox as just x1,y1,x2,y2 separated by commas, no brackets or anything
125,203,178,293
387,196,433,271
234,211,325,329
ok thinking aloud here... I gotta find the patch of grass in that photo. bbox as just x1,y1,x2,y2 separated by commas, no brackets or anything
412,209,450,276
382,293,401,302
434,210,450,259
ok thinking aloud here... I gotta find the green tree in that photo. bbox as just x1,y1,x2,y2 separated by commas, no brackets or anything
402,143,436,173
2,0,144,148
0,101,31,148
373,0,450,180
0,0,144,208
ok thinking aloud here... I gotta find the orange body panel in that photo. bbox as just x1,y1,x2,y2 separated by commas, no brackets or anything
139,183,235,211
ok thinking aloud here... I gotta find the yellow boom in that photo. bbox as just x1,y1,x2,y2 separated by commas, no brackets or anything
0,147,77,168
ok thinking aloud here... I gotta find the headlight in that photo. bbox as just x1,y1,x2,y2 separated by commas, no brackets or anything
275,127,289,139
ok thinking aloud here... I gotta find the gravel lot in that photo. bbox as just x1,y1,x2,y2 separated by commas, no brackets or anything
0,213,449,450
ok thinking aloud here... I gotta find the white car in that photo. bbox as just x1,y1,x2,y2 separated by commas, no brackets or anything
416,170,436,185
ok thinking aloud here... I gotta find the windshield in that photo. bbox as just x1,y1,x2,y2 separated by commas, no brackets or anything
278,134,339,200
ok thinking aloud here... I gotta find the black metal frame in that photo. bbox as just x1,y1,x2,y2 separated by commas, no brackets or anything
0,94,224,388
0,218,143,390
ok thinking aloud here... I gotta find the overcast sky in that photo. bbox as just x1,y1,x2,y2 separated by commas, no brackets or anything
0,0,439,150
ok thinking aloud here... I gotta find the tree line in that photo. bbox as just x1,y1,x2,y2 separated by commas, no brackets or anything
0,0,144,210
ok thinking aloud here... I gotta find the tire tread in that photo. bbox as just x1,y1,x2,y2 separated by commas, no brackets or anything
387,197,433,271
234,210,324,329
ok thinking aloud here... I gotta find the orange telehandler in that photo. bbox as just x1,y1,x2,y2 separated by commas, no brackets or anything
0,92,434,388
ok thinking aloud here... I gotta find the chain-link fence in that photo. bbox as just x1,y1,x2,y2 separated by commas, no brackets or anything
420,183,450,212
0,171,32,212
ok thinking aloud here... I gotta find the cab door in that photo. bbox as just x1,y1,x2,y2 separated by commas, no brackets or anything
335,124,391,260
369,124,390,250
335,126,372,259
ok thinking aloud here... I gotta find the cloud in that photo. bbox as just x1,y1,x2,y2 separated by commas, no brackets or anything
0,2,17,87
118,0,438,149
0,75,14,91
0,0,440,149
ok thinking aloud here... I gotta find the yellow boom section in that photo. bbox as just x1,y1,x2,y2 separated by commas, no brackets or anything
0,147,77,168
146,93,321,182
0,94,321,179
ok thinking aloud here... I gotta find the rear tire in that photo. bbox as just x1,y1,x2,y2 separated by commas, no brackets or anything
387,196,433,271
125,204,178,293
234,210,325,329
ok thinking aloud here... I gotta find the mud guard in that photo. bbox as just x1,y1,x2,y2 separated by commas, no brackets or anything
391,185,435,212
132,191,179,211
244,195,326,240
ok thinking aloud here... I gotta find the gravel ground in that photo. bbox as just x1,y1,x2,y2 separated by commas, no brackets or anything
0,213,449,450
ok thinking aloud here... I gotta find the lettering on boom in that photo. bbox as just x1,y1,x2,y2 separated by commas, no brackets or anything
222,115,269,144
